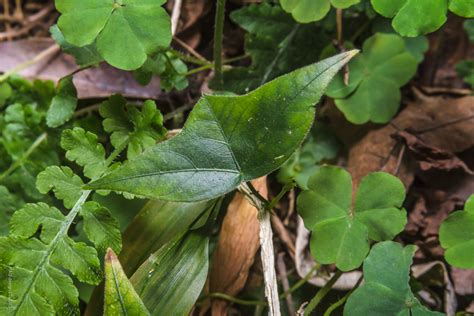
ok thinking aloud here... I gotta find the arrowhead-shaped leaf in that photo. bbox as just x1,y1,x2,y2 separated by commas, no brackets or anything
56,0,171,70
344,241,443,316
297,166,407,271
104,249,150,316
87,51,357,202
439,195,474,269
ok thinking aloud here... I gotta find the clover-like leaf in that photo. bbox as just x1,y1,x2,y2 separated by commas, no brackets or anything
86,52,357,202
80,202,122,253
281,0,360,23
61,128,107,179
327,33,418,124
439,195,474,269
99,95,167,159
50,25,103,68
104,249,150,316
371,0,474,37
297,166,407,271
56,0,172,70
46,76,78,128
36,166,84,208
344,241,444,316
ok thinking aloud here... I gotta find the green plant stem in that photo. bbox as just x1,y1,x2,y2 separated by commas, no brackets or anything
104,139,129,167
267,182,295,211
208,293,267,306
184,54,249,76
0,132,47,182
304,270,343,316
169,48,210,66
323,275,363,316
213,0,226,88
279,264,319,299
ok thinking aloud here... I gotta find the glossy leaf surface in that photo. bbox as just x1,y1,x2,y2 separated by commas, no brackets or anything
281,0,360,23
87,52,357,201
130,232,209,316
104,249,149,316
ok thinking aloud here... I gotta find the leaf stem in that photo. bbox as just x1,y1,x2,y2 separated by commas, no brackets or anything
213,0,226,88
279,264,319,299
208,293,267,306
304,270,343,316
267,182,295,212
0,132,47,182
323,275,362,316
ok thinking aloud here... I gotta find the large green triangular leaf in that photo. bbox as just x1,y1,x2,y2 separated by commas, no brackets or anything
297,166,406,271
56,0,171,70
104,249,149,316
87,52,357,201
439,195,474,269
344,241,444,316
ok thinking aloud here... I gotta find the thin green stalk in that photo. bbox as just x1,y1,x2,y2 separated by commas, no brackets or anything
168,48,210,66
184,54,249,76
304,270,343,316
213,0,226,88
208,293,267,306
323,275,363,316
279,264,319,299
0,132,47,182
267,182,295,212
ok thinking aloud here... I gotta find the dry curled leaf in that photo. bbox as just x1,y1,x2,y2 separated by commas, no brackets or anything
209,177,267,316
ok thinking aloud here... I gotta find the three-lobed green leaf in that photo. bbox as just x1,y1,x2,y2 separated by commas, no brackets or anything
56,0,171,70
439,195,474,269
280,0,360,23
86,52,357,201
297,166,407,271
344,241,443,316
99,95,167,159
104,249,150,316
327,33,418,124
371,0,474,37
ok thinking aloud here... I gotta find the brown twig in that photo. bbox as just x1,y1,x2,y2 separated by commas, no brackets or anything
276,253,295,316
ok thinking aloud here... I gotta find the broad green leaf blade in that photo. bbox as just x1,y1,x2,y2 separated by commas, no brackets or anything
371,0,447,37
104,249,150,316
280,0,331,23
120,199,218,274
87,52,358,201
80,202,122,253
344,241,443,316
439,195,474,268
56,0,171,70
130,232,209,316
36,166,84,208
46,76,78,128
297,166,407,271
61,128,107,179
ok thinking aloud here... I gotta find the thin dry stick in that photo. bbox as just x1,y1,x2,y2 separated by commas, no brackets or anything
239,182,281,316
170,0,182,36
277,253,295,315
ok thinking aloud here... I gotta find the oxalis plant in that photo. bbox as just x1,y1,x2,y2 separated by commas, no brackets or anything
0,0,472,316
